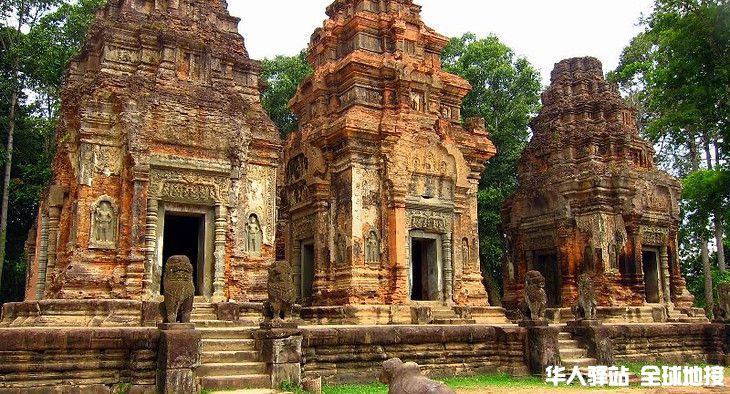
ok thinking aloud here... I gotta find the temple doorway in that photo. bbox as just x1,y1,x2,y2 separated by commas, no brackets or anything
642,248,660,303
300,240,315,305
534,252,560,307
161,213,205,296
410,236,441,301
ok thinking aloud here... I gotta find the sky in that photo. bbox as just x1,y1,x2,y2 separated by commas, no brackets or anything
230,0,655,86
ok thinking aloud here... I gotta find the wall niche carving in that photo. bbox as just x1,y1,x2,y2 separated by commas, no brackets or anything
366,230,380,264
90,196,118,249
245,213,263,256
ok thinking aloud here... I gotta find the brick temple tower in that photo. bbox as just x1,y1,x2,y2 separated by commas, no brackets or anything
502,57,698,322
281,0,498,322
24,0,281,304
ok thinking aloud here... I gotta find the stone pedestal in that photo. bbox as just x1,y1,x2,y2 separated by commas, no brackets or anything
566,319,601,327
157,325,201,394
255,327,303,389
524,324,560,375
518,319,549,327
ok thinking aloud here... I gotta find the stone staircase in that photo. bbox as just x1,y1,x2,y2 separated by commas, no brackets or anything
666,307,709,323
191,303,270,391
430,306,475,325
558,331,596,368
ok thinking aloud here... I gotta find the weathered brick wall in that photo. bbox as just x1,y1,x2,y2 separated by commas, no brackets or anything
0,328,159,393
568,323,727,365
301,325,528,384
605,324,726,364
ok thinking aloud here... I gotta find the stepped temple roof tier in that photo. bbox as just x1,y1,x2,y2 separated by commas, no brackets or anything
24,0,281,303
280,0,499,319
502,57,696,318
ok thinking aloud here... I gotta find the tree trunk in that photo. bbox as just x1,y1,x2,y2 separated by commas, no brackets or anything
713,140,726,272
716,211,726,273
0,4,25,291
0,90,17,290
689,136,713,316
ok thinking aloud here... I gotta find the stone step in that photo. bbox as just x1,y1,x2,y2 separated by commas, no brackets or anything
199,374,271,390
431,318,476,325
194,320,244,328
192,313,217,319
562,357,597,368
560,348,587,359
197,327,255,339
558,339,580,347
197,362,267,376
202,338,256,352
558,332,572,340
202,350,260,364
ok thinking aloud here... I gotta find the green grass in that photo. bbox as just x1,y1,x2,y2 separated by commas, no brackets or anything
442,373,545,389
322,382,388,394
321,374,546,394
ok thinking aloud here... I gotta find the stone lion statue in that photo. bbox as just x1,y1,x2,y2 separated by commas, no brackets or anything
521,270,547,321
714,282,730,322
571,273,597,320
264,260,297,322
162,255,195,324
380,358,455,394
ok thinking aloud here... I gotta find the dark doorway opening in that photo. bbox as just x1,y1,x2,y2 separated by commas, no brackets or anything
534,252,560,307
411,238,439,301
642,250,660,303
300,242,315,305
162,213,203,296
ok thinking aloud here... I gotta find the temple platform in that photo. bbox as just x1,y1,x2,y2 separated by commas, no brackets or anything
543,305,708,324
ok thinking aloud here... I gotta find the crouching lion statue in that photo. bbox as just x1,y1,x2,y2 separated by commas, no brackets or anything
380,358,455,394
571,273,597,320
521,270,547,321
162,255,195,324
264,260,297,323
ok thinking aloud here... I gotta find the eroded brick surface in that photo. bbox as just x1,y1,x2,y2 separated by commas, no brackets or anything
280,0,496,308
502,57,694,312
25,0,281,303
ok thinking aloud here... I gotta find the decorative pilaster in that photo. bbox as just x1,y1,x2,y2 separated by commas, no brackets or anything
43,186,65,297
125,165,150,294
442,233,453,304
660,244,671,305
35,213,49,300
292,241,302,301
212,204,227,302
143,198,158,299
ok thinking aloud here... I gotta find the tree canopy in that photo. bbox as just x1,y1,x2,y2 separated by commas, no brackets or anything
442,33,542,302
260,50,312,137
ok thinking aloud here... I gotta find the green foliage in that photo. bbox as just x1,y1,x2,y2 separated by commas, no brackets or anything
614,0,729,305
616,0,729,147
684,260,730,309
24,0,106,92
260,50,312,137
682,169,730,229
442,33,542,298
0,0,103,304
280,381,307,394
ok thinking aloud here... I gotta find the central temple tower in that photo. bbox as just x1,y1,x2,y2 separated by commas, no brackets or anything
282,0,496,319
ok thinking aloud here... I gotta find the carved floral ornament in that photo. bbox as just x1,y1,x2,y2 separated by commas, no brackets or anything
641,228,668,246
407,209,452,234
149,168,230,204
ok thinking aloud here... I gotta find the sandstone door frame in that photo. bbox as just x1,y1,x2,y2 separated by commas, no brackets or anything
641,246,662,304
407,230,445,303
299,238,316,305
155,202,215,299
